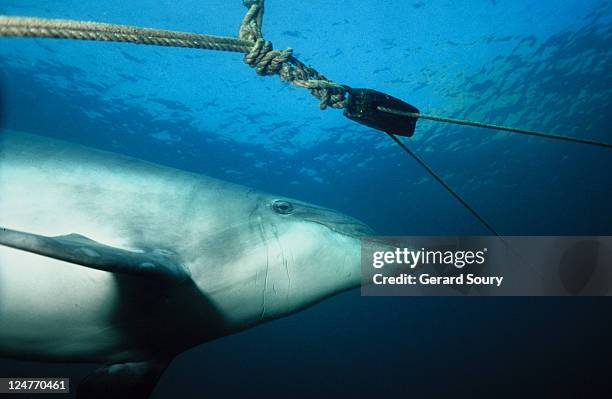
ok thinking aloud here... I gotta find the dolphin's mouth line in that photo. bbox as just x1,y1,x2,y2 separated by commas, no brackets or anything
303,218,373,238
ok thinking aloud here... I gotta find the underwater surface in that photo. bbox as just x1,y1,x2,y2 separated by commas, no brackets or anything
0,0,611,397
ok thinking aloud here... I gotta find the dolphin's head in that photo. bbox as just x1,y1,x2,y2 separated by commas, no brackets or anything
246,195,373,320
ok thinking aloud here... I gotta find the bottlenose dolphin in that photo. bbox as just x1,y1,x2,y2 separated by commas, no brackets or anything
0,130,373,398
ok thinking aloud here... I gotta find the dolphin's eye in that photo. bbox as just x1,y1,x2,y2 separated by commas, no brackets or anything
272,200,294,215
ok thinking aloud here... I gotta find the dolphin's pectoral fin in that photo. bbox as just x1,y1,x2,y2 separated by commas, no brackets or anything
0,227,189,284
78,358,171,399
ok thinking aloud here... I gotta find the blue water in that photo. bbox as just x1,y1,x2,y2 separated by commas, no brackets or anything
1,0,611,397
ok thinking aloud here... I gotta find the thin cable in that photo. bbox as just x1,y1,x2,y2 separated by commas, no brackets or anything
387,133,500,236
379,107,612,149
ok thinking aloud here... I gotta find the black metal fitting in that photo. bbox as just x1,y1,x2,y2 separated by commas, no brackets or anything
343,88,420,137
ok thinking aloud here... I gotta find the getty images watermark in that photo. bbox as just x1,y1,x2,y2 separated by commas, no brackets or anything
371,246,503,287
360,236,612,296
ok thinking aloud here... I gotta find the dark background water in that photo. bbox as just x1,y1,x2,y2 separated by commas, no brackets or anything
1,0,611,397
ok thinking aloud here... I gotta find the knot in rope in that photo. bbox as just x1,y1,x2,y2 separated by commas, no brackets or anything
239,0,348,110
244,38,293,76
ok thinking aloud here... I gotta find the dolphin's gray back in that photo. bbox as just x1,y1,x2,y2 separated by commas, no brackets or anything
0,130,248,254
